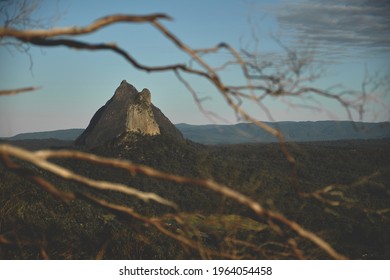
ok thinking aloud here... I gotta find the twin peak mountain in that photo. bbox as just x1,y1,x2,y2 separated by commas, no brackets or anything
76,80,183,146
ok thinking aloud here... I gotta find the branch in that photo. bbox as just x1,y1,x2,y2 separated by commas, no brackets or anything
0,86,40,95
0,14,171,38
28,37,193,74
0,144,176,209
80,193,236,259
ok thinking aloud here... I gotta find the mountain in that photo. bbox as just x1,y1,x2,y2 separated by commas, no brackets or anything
75,80,183,146
5,121,390,144
176,121,390,144
3,84,389,145
5,128,84,141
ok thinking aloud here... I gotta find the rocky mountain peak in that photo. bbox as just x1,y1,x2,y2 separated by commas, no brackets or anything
113,80,138,100
75,80,182,147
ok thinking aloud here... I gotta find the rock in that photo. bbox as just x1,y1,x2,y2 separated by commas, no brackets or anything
76,80,183,146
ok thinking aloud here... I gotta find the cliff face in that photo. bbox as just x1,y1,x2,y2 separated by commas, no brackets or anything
125,88,160,136
76,80,182,146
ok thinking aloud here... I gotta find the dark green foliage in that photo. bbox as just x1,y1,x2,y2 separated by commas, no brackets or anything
1,136,389,259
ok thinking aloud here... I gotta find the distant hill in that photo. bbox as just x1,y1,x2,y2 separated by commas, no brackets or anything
4,121,390,144
6,128,84,141
176,121,390,144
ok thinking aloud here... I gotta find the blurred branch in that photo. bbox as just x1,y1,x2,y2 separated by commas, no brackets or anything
0,0,61,70
0,144,176,209
0,0,55,30
0,86,41,95
79,193,236,259
0,13,172,38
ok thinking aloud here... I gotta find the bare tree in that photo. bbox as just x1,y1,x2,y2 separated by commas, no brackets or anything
0,0,63,74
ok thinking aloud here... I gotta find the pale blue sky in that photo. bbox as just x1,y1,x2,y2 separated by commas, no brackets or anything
0,0,389,137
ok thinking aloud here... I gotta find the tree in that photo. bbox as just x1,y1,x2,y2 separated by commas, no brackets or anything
0,1,388,260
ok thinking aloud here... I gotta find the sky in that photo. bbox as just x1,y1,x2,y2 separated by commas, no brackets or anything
0,0,389,137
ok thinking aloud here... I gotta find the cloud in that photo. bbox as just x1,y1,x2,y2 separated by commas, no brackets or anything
271,0,390,55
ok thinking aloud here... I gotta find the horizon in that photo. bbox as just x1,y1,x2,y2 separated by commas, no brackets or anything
4,119,390,139
1,0,389,137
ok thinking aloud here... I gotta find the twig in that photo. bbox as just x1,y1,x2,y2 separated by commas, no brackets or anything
0,86,41,95
0,144,176,209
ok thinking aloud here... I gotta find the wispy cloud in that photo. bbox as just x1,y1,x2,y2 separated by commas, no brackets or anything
270,0,390,55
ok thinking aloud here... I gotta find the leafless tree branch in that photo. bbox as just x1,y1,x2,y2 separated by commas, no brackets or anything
0,13,170,37
0,86,41,95
0,144,176,209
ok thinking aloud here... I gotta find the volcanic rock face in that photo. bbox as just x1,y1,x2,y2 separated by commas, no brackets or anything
76,80,181,146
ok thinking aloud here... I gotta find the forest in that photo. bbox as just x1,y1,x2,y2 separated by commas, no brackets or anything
1,135,389,259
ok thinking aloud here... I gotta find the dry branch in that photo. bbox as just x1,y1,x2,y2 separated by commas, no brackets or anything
0,144,176,209
0,14,171,38
80,193,236,259
0,86,41,95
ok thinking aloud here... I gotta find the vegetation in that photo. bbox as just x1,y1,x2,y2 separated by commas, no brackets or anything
1,1,389,261
1,136,389,259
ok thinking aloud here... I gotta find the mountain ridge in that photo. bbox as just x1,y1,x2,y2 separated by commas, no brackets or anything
3,128,84,141
4,121,389,144
177,121,390,144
